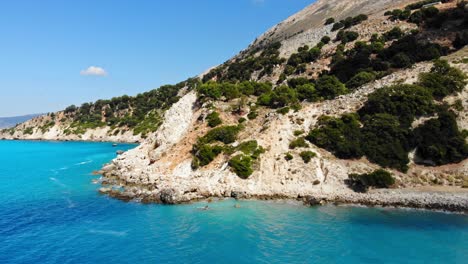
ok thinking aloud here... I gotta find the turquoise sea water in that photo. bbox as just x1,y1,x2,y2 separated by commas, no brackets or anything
0,140,467,264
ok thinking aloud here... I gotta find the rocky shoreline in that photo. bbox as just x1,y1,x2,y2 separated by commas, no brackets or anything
98,183,468,213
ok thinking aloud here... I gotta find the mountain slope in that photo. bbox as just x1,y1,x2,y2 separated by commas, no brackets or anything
3,0,468,210
0,114,43,129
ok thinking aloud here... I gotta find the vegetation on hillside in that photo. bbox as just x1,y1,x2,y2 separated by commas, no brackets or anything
347,169,396,192
307,61,467,172
59,78,198,137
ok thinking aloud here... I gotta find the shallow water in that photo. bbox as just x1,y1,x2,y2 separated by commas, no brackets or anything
0,141,467,264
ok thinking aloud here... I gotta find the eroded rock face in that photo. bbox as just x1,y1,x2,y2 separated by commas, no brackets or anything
101,55,468,209
159,189,177,204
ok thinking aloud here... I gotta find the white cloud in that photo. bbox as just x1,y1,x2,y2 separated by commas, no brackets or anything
80,66,107,76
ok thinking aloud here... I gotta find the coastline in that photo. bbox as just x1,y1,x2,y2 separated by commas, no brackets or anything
98,181,468,213
2,138,467,213
0,137,141,144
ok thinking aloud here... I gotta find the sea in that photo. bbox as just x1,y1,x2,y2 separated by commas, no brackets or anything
0,140,467,263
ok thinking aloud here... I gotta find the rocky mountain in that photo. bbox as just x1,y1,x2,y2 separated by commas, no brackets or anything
2,0,468,210
0,114,42,129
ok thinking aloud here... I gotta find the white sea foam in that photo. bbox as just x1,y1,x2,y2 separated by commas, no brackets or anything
66,197,76,208
75,160,92,166
88,229,128,237
49,177,67,188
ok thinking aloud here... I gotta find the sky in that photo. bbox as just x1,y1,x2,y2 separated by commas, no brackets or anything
0,0,313,117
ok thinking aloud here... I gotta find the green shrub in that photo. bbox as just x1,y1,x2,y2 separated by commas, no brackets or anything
238,117,247,124
205,42,283,82
332,22,344,31
193,145,224,167
133,112,162,137
277,107,290,115
237,140,259,155
408,10,424,24
200,125,242,145
336,30,359,44
257,85,298,109
284,153,294,161
287,77,310,88
24,127,34,135
294,130,305,136
379,35,445,67
414,110,468,166
419,60,467,98
325,18,335,25
315,75,348,99
321,36,331,44
206,112,222,127
346,71,376,89
300,151,317,163
454,32,468,49
229,155,253,178
348,169,395,192
306,114,363,159
287,46,321,67
296,83,319,102
391,52,412,68
358,84,435,128
289,137,309,149
247,111,258,120
360,114,412,172
383,27,404,41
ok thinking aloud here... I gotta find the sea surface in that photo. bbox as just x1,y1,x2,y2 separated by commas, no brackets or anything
0,140,467,264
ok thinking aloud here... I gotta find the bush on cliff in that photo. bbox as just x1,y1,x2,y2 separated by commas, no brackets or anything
413,110,468,166
229,155,253,179
315,75,348,100
199,125,242,145
306,114,362,159
300,151,317,163
206,112,222,127
192,144,224,168
418,59,467,99
348,169,395,192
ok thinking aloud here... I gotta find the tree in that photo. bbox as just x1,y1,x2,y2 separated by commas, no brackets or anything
348,170,395,192
229,155,253,178
454,32,468,49
206,112,222,127
391,52,412,68
414,110,468,166
346,71,376,89
300,151,317,163
296,83,319,102
325,18,335,25
315,75,348,99
360,114,412,172
321,36,331,44
419,60,467,98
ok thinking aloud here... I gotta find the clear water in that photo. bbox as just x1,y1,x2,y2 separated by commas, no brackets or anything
0,140,467,264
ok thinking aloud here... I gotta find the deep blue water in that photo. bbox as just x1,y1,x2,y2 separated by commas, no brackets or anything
0,140,467,264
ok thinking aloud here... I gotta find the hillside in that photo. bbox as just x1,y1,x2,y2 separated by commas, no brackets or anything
3,0,468,210
0,114,42,129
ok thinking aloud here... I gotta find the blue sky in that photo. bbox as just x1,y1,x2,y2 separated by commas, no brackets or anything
0,0,313,116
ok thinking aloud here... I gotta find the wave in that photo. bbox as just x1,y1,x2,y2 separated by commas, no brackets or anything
65,197,76,208
75,160,92,166
88,229,128,237
49,177,68,188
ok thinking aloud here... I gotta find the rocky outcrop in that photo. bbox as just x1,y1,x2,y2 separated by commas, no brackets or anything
0,113,143,143
99,54,468,211
5,0,468,212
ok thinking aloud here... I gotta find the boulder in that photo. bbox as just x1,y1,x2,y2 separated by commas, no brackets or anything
159,189,177,204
